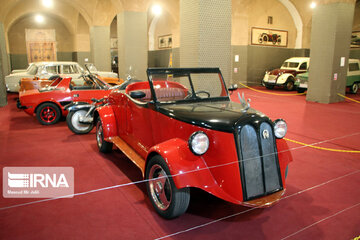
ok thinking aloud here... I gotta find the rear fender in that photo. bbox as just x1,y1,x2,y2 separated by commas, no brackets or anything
95,105,117,139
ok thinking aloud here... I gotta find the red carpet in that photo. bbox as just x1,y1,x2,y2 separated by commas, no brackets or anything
0,89,359,240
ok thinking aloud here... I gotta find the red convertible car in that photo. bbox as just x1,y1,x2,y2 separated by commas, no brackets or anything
18,74,112,125
95,68,293,219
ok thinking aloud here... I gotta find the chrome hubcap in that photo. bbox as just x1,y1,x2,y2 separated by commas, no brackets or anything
353,84,358,93
72,110,90,131
149,164,171,211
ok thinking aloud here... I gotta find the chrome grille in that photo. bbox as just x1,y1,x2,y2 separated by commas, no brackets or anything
237,122,282,201
268,75,277,80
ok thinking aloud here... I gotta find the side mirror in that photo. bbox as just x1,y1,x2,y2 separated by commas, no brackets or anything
228,84,238,91
130,91,146,99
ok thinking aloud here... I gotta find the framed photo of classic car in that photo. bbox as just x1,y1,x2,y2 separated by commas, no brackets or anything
351,31,360,48
251,27,288,47
158,34,172,49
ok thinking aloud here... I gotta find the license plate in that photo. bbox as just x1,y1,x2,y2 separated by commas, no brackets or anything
299,83,307,88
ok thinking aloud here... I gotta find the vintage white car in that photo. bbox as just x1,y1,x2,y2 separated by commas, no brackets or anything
262,57,310,91
5,61,118,92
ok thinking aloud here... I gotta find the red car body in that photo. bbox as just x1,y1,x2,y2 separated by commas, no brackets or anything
18,75,112,125
95,68,293,219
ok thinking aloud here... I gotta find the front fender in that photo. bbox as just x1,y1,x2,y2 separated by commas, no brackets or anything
277,73,293,84
146,138,244,205
263,73,269,82
95,105,117,139
276,138,293,185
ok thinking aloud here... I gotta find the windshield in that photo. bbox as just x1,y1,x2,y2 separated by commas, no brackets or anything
281,61,299,69
27,64,38,75
146,69,228,103
85,63,97,73
71,75,108,90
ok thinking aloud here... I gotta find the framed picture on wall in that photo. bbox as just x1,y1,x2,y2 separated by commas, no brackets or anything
351,31,360,48
26,42,57,63
251,27,288,47
158,34,172,49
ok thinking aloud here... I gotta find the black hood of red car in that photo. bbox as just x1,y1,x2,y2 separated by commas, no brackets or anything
158,101,272,133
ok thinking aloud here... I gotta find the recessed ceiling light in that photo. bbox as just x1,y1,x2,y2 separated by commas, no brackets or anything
152,5,162,16
310,2,317,9
35,14,45,23
42,0,53,8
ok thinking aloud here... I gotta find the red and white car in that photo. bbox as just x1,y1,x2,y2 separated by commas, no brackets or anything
262,57,310,91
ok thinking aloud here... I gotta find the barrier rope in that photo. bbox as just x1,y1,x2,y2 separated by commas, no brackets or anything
284,137,360,153
238,82,306,96
337,93,360,104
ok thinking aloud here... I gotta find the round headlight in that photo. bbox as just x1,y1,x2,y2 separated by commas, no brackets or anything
274,119,287,139
189,131,209,155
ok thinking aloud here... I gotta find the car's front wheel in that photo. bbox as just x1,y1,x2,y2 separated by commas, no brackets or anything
96,119,113,153
36,102,61,125
67,109,94,134
146,155,190,219
350,83,359,94
265,84,274,89
284,78,295,91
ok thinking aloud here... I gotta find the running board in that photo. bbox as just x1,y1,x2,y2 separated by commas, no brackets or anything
107,136,146,176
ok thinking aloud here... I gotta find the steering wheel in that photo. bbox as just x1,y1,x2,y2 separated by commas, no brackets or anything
185,90,211,100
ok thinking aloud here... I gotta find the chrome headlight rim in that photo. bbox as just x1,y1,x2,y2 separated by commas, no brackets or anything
188,131,210,156
274,119,287,139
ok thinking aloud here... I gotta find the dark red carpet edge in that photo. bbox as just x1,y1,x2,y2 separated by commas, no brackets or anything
0,89,359,240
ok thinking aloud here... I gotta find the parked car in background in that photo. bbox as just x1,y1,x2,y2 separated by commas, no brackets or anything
262,57,310,91
84,63,118,79
295,59,360,94
5,61,119,92
17,74,112,125
20,75,123,92
95,67,293,219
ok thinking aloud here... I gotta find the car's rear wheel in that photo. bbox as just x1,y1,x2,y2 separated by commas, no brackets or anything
350,83,359,94
67,109,93,134
36,103,61,125
284,78,295,91
96,119,113,153
146,155,190,219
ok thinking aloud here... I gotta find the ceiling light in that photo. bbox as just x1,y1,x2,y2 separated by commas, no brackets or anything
42,0,53,8
310,2,317,9
152,5,162,16
35,14,45,24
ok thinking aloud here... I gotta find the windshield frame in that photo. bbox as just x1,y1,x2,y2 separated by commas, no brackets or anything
146,68,230,105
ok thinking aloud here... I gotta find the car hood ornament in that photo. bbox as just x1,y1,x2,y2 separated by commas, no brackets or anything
238,92,251,112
